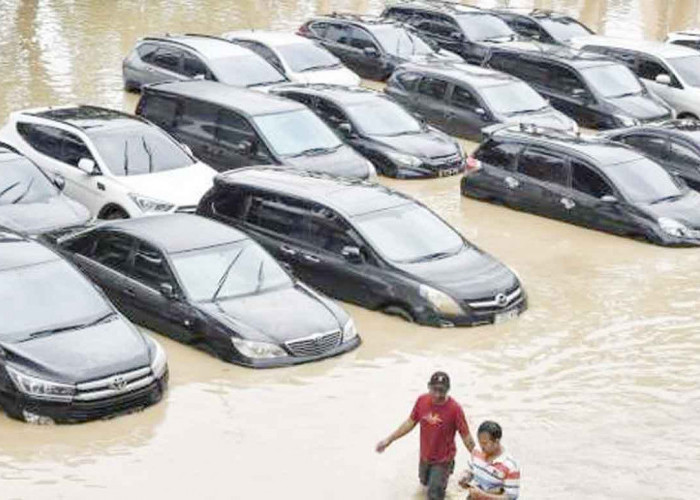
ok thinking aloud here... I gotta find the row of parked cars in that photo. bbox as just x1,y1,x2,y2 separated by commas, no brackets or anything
3,1,700,424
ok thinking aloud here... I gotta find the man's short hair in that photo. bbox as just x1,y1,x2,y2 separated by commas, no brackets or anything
428,371,450,390
478,421,502,440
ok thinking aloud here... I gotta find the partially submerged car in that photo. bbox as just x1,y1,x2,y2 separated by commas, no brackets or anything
0,144,90,235
56,214,360,368
0,230,168,424
462,125,700,246
198,167,527,327
271,83,465,178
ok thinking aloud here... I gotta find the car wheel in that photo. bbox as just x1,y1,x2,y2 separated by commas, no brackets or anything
123,79,139,93
678,113,698,120
383,305,415,323
99,205,130,220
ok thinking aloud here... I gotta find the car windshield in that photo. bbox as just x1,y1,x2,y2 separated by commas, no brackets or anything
253,109,342,157
276,42,341,72
0,258,112,342
581,64,644,98
605,157,684,204
345,98,422,136
210,54,287,87
456,13,515,42
0,155,57,205
88,125,194,176
171,240,292,302
371,26,434,57
538,17,593,41
354,204,464,263
480,81,549,115
668,55,700,87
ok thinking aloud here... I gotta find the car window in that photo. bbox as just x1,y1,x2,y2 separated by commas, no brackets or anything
547,65,588,97
515,17,544,40
371,25,434,57
454,13,515,42
669,141,700,169
182,53,209,78
210,186,251,220
571,161,613,198
605,157,683,203
245,191,309,241
420,19,460,39
177,98,219,138
637,56,669,81
61,131,95,168
325,23,351,45
450,85,479,111
206,53,286,87
475,140,521,171
305,208,359,255
517,148,568,185
216,109,256,145
344,98,422,136
139,94,179,129
309,21,330,38
17,123,64,159
137,43,159,61
666,55,700,88
350,27,378,51
245,42,284,72
395,71,422,91
620,134,668,157
132,242,173,290
589,46,637,68
150,47,182,73
538,17,593,42
92,231,134,273
316,99,348,126
479,81,548,115
417,77,448,101
489,54,547,87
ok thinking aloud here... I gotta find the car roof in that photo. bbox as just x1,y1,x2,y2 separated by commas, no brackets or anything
0,233,60,272
274,83,383,105
27,105,148,132
145,80,304,116
97,214,248,254
397,61,518,87
489,41,615,68
142,34,252,59
311,13,401,29
614,119,700,141
217,167,413,217
575,35,698,58
223,30,313,47
386,1,485,16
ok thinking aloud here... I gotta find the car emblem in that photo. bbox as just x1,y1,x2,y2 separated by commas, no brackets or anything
109,376,128,392
495,293,508,307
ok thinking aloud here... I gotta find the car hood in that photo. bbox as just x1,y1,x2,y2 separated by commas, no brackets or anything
293,67,361,86
1,317,150,385
114,162,216,207
283,145,370,178
201,285,342,344
608,94,670,120
0,194,90,235
502,108,576,131
370,130,460,159
394,247,519,301
638,190,700,228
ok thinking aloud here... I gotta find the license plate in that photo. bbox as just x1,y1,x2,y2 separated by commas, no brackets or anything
494,309,519,324
438,167,461,177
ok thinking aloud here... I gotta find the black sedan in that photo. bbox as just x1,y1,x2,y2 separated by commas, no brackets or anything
0,230,168,424
271,84,465,178
462,125,700,246
56,214,360,368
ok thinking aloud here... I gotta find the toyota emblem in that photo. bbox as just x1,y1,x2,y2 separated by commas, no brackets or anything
109,376,128,392
495,293,508,307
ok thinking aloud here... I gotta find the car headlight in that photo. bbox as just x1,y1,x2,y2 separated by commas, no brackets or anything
386,151,423,168
366,160,378,180
615,114,640,127
419,284,464,316
570,121,580,134
658,217,691,237
129,193,175,214
5,366,75,402
342,318,358,342
232,338,288,359
149,339,168,379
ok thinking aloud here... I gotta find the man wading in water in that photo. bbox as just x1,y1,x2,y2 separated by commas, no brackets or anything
376,372,475,499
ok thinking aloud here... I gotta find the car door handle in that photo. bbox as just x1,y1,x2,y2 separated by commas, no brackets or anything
302,254,320,263
560,197,576,210
280,245,297,256
505,176,520,189
123,288,136,297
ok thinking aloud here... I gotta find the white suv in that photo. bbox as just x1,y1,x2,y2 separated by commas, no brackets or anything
0,106,217,219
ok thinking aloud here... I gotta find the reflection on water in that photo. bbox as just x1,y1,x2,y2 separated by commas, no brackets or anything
1,1,700,499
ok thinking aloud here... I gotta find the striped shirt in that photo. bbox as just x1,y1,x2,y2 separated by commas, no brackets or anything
468,448,520,499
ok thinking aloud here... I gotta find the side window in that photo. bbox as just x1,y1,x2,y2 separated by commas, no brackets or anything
450,85,479,110
281,92,316,107
182,53,209,78
621,134,668,158
150,47,182,73
515,18,543,40
140,94,179,129
17,123,63,159
248,43,284,72
316,99,348,126
417,77,448,101
637,56,669,81
395,71,422,91
92,231,134,273
216,110,256,145
350,28,378,51
137,43,159,62
309,22,329,38
132,242,173,290
571,161,613,198
61,131,94,167
325,24,350,45
64,233,98,257
211,186,252,220
669,141,700,169
489,54,547,87
605,48,637,68
517,148,568,185
548,65,587,96
178,99,219,137
245,191,309,241
475,140,521,171
305,208,359,255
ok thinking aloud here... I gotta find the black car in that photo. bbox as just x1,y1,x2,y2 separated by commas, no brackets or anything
490,9,594,45
271,84,465,178
381,1,517,64
197,167,526,327
461,125,700,246
56,214,360,368
384,62,578,141
0,230,168,424
483,42,674,129
602,120,700,190
136,80,376,179
0,144,90,235
296,13,460,81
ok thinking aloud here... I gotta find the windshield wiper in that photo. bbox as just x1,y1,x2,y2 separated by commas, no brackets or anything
212,248,244,301
123,139,130,176
141,136,154,174
406,247,462,263
248,79,286,87
11,178,34,204
289,144,342,157
0,181,21,199
22,312,115,342
651,193,685,204
612,91,640,98
300,64,336,72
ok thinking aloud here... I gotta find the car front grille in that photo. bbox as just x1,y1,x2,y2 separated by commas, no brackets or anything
74,366,154,402
426,153,464,176
465,285,523,315
285,330,342,357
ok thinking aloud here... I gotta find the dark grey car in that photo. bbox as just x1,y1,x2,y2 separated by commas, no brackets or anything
385,62,578,141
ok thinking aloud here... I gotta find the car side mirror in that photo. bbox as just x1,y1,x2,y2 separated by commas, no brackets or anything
337,122,354,137
193,74,206,81
53,173,66,191
450,32,464,41
159,283,178,300
77,158,100,176
363,47,380,58
341,245,363,264
475,107,486,116
235,139,254,156
600,194,618,204
655,74,672,85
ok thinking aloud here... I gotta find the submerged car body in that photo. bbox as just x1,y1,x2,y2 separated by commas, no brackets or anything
0,230,168,423
56,214,360,368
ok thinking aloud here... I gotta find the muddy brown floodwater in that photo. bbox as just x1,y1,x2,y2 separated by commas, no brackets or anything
1,1,700,498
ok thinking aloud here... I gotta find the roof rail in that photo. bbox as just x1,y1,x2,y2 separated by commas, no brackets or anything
140,33,232,56
327,12,388,23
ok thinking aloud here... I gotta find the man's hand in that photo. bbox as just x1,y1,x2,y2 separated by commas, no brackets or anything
375,438,391,453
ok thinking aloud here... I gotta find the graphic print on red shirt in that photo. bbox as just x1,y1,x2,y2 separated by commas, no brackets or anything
410,394,469,464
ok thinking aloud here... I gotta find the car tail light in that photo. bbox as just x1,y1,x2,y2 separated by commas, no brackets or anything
297,23,311,36
465,156,482,173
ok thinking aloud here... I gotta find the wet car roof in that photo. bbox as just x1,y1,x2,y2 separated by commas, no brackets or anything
219,167,413,217
29,105,145,131
99,214,248,254
574,35,697,58
398,62,517,87
224,30,314,47
0,235,59,271
147,81,303,116
152,35,252,59
275,84,382,105
490,41,614,68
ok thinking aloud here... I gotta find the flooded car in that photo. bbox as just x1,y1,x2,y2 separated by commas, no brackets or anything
271,83,465,178
56,214,360,368
198,167,526,327
490,8,595,45
0,230,168,424
462,125,700,246
385,61,578,141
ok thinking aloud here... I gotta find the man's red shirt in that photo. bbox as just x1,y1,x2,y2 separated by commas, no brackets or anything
410,394,469,464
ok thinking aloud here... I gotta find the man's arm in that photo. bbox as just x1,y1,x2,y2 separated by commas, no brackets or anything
375,418,417,453
460,429,476,452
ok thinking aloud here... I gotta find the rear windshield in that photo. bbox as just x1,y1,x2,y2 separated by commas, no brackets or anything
277,42,341,72
209,54,287,87
456,13,515,42
0,154,57,205
538,17,593,41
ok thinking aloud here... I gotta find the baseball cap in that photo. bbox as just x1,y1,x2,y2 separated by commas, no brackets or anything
428,371,450,390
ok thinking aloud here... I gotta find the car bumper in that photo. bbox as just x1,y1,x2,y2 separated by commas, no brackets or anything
234,337,361,369
413,296,528,328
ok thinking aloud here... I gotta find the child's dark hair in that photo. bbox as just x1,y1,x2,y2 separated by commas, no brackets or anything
478,421,502,440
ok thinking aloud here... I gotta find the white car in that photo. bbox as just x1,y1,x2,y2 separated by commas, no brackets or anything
666,29,700,51
0,106,217,219
221,30,361,86
570,35,700,119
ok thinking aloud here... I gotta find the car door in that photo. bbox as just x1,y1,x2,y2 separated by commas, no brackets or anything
545,64,603,128
215,109,274,169
142,46,186,84
347,26,386,80
617,132,669,166
172,98,221,168
512,146,571,221
414,76,450,129
317,23,357,71
445,83,492,139
472,139,523,205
